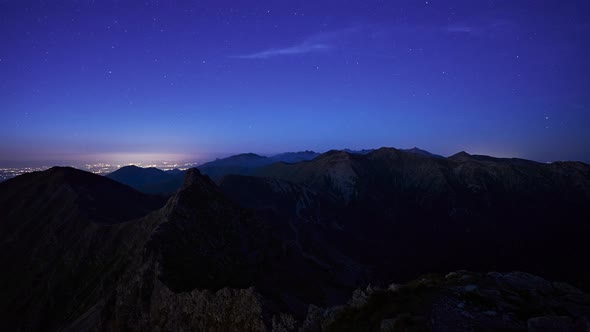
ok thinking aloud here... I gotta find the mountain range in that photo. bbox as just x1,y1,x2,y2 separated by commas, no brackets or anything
1,147,590,331
197,150,321,181
105,150,321,194
105,148,437,194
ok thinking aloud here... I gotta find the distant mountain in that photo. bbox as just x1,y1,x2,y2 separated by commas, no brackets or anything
165,168,185,175
269,150,320,163
402,146,444,158
197,153,269,180
344,147,441,157
342,148,374,155
104,151,320,193
106,165,185,195
198,151,319,181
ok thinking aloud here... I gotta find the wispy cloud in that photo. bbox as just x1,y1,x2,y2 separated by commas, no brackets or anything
446,25,474,33
231,27,360,60
232,42,331,59
445,19,514,35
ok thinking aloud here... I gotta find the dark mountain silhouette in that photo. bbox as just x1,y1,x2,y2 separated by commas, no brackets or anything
197,151,320,181
104,151,322,193
165,168,185,175
342,148,374,155
0,167,354,330
0,167,166,331
197,153,270,180
196,151,320,181
269,150,320,163
402,147,444,158
2,149,590,331
246,147,590,287
106,165,185,195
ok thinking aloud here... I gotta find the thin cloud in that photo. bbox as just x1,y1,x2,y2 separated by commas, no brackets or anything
445,19,514,35
232,42,331,59
231,27,360,59
446,25,473,33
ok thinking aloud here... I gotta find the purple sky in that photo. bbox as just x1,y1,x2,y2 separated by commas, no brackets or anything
1,0,589,164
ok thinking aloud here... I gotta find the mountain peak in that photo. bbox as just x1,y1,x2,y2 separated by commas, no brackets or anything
181,168,218,191
450,151,472,160
182,168,202,187
46,166,82,176
233,152,265,158
323,149,351,157
43,166,115,185
406,147,428,154
106,165,184,195
401,147,444,158
1,166,165,225
341,148,374,155
119,164,141,169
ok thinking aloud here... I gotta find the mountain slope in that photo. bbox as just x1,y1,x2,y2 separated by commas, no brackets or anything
198,151,320,181
106,165,185,195
0,167,166,331
402,147,444,158
0,168,350,330
0,167,277,330
246,147,590,288
269,150,320,163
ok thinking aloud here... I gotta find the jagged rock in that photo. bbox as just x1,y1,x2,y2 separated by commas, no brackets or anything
493,272,554,294
464,284,478,292
380,318,397,332
553,282,584,295
311,271,590,331
379,315,428,332
349,289,369,308
527,316,575,332
300,305,325,332
271,313,296,332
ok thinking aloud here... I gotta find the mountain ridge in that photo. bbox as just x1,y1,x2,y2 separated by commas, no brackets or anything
2,149,590,330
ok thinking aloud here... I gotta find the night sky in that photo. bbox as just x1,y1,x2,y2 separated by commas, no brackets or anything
1,0,589,164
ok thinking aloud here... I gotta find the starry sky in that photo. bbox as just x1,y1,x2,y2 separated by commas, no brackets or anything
1,0,590,165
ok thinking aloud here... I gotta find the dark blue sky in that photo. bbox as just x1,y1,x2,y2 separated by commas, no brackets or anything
1,0,589,164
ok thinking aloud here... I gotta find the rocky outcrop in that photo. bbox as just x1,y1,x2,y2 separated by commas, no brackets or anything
303,271,590,332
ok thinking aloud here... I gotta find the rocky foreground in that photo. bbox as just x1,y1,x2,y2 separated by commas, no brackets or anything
305,270,590,332
64,269,590,331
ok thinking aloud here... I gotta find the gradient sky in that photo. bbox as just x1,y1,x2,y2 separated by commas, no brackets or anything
1,0,589,164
